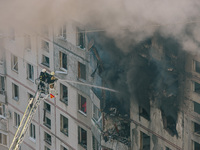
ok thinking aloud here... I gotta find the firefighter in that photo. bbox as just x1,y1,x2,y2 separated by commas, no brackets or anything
48,71,56,84
38,69,49,91
48,71,57,89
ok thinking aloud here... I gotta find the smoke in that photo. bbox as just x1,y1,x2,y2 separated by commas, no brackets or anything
0,0,200,49
0,0,199,136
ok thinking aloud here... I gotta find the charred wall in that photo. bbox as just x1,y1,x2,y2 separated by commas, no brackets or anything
88,32,185,137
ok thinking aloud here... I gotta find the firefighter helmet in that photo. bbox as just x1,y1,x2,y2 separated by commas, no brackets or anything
42,69,46,72
51,71,55,76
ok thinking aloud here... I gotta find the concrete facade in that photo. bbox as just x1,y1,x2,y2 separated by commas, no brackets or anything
0,22,96,150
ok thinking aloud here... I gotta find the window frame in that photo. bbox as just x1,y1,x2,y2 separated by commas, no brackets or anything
11,54,18,72
92,104,101,122
192,140,200,150
44,132,51,145
58,24,67,40
78,126,87,149
193,121,200,136
43,116,51,129
44,101,51,114
0,76,5,95
76,27,85,49
60,83,68,105
78,62,86,81
0,103,5,117
78,94,87,115
14,112,20,127
59,51,67,71
42,55,50,67
12,83,19,101
0,133,7,146
140,132,150,150
194,101,200,114
27,63,34,82
30,123,36,140
60,114,68,136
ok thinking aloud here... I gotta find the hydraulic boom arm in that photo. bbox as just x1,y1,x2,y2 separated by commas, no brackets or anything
9,90,48,150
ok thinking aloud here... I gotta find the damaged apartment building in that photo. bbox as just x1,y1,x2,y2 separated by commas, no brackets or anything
0,20,200,150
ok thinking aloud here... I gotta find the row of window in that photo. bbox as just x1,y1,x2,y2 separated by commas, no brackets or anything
10,26,86,50
11,53,86,81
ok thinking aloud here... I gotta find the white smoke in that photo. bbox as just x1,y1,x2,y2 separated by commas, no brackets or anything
0,0,200,51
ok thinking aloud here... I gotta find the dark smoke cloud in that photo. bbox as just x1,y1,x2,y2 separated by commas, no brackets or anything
88,31,184,136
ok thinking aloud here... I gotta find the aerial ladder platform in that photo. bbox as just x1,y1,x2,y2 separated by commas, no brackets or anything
9,80,56,150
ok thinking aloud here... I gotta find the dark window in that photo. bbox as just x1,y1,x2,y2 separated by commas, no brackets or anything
44,117,51,129
30,123,36,139
78,62,86,80
165,147,171,150
12,83,19,101
194,122,200,135
194,101,200,114
139,106,150,120
78,94,87,114
0,76,5,94
140,132,150,150
193,141,200,150
27,63,34,81
78,127,87,149
44,102,51,113
14,112,20,127
59,52,67,70
60,114,68,136
44,132,51,145
76,28,85,49
42,55,50,67
60,84,68,105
